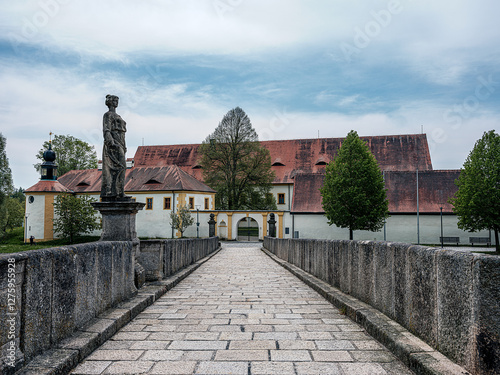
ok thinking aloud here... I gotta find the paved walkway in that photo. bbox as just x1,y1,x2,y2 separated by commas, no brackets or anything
71,243,414,375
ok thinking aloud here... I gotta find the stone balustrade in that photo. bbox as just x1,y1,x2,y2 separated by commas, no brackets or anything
263,237,499,375
0,237,220,373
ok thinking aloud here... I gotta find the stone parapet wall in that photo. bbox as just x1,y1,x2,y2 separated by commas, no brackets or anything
138,237,220,281
263,237,499,375
0,241,136,372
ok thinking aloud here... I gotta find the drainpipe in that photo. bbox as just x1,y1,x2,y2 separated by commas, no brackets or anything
172,191,176,238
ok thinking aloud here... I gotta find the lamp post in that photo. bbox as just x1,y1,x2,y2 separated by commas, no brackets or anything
24,213,30,244
195,205,200,238
440,205,444,248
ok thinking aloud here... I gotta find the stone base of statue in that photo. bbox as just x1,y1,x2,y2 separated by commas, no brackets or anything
92,199,146,288
92,200,145,241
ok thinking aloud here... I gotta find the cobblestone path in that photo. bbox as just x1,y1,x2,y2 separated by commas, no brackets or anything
71,243,414,375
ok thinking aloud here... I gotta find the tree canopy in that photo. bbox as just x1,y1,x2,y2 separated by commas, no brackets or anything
450,130,500,253
35,134,98,177
169,204,195,237
320,130,389,240
199,107,276,210
0,133,14,237
0,133,13,204
53,193,100,244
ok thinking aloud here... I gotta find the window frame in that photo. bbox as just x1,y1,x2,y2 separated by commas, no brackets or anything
278,193,285,205
164,197,171,210
189,197,195,209
146,197,153,210
204,197,209,210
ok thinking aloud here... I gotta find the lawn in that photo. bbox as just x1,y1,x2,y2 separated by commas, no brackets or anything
0,227,100,254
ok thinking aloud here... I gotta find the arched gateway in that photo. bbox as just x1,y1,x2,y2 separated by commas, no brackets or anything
237,217,259,241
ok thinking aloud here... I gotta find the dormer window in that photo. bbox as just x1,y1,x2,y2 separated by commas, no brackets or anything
315,156,328,166
76,181,90,187
145,179,161,185
272,158,285,166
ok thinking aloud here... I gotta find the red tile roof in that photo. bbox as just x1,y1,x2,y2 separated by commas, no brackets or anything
291,170,459,214
133,134,433,184
25,180,72,193
58,165,215,194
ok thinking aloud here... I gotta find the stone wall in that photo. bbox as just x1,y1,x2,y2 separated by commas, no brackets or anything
263,237,500,375
0,241,136,372
138,237,220,281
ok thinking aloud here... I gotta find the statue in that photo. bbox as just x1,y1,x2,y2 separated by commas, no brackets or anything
208,213,216,237
268,213,277,237
101,95,129,200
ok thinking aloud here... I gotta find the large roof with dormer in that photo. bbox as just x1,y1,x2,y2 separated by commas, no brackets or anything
27,165,215,194
134,134,433,184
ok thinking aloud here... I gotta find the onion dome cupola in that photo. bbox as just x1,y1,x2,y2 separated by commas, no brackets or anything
41,141,58,180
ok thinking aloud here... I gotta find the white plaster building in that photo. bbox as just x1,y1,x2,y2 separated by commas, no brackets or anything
25,133,496,246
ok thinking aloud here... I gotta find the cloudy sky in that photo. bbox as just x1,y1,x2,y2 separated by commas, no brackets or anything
1,0,499,189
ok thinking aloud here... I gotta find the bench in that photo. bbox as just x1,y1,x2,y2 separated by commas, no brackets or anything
440,236,460,245
469,237,491,246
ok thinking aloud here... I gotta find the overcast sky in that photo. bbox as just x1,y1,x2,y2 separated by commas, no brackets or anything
1,0,499,189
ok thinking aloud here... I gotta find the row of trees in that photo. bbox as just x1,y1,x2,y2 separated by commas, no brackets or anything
0,134,24,237
2,111,498,250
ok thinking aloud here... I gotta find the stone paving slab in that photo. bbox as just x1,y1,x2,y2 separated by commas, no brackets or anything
262,246,472,375
71,243,415,375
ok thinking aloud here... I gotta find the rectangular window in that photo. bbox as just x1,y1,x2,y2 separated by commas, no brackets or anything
278,193,285,205
146,197,153,210
189,197,194,209
164,197,171,210
204,198,209,210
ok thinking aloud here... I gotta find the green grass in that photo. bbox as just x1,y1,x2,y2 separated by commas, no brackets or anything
0,227,100,254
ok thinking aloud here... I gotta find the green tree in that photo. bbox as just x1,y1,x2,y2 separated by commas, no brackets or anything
199,107,276,210
169,204,195,237
53,193,100,244
35,134,98,177
0,133,14,237
2,197,24,232
11,187,25,204
320,130,389,240
0,133,13,203
450,130,500,253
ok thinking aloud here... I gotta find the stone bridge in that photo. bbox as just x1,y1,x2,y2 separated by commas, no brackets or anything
1,238,498,375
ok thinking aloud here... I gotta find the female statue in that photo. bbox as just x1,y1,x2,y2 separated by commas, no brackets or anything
101,95,128,200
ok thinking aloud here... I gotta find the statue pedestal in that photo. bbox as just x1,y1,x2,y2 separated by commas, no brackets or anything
92,200,146,288
92,201,145,242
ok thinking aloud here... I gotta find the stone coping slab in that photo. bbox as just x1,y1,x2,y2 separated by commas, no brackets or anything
261,246,471,375
13,246,221,375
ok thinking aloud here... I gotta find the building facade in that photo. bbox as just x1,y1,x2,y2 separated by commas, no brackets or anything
25,133,495,246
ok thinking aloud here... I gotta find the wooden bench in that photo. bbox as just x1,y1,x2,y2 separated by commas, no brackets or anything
440,236,460,245
469,237,491,246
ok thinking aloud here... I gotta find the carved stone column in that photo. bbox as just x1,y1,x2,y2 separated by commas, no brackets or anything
91,200,146,288
208,213,216,237
268,213,277,238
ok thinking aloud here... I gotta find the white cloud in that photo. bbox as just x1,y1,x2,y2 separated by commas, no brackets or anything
1,0,500,189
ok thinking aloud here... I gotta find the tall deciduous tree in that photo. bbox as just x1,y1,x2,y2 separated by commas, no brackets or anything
0,133,13,203
2,197,24,232
199,107,276,210
451,130,500,253
169,204,195,237
53,193,100,244
0,133,14,237
320,130,389,240
35,134,98,177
